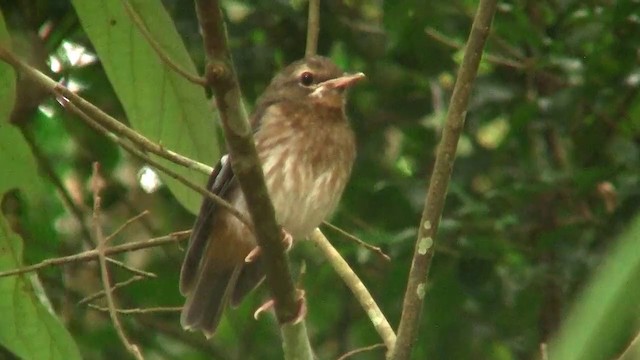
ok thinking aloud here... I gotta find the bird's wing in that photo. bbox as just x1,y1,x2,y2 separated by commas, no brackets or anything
179,99,281,295
179,157,236,294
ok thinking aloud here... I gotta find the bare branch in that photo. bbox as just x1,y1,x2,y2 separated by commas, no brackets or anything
59,97,252,228
0,47,211,175
391,1,498,359
194,1,313,358
78,275,146,306
0,231,189,278
305,0,320,57
425,27,523,69
106,258,157,279
92,163,144,360
105,210,150,243
88,304,182,314
322,221,390,261
310,229,396,350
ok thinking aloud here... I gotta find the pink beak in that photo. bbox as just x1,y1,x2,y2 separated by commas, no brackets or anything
320,72,366,90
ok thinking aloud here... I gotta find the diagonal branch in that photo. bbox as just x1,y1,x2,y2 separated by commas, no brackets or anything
92,163,144,360
310,229,396,349
194,1,312,359
391,1,498,359
0,47,211,176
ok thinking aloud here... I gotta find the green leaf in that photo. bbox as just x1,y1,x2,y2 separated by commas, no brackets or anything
0,13,80,359
549,215,640,360
71,0,218,214
0,14,14,125
0,215,82,360
0,12,81,356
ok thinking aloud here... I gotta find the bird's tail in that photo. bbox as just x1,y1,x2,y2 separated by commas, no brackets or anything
180,263,240,338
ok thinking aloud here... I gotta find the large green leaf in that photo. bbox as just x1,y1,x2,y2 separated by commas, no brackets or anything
0,12,81,359
71,0,218,214
549,215,640,360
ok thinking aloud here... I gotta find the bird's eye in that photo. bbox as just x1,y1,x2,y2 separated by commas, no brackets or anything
299,71,314,86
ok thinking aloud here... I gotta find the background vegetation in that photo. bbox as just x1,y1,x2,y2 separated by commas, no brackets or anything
1,0,639,359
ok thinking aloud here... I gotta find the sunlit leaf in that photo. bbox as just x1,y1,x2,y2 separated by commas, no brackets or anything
71,0,218,214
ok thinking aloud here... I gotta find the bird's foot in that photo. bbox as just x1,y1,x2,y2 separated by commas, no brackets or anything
245,246,262,263
244,227,293,263
253,289,307,325
281,227,293,251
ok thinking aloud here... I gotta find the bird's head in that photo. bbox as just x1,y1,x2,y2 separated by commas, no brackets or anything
261,55,365,110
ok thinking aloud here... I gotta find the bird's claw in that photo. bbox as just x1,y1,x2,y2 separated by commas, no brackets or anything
253,289,307,325
281,228,293,251
245,228,293,263
245,246,262,263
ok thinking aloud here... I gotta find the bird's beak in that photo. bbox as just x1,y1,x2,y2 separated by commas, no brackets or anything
321,72,366,90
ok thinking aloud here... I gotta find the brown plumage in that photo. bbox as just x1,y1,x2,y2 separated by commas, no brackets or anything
179,56,364,337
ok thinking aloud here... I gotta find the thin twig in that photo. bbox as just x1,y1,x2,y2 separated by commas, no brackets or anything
121,0,207,86
106,258,157,278
337,343,386,360
310,229,396,350
58,97,252,228
92,163,144,360
322,221,390,261
425,27,523,69
88,304,182,314
0,47,252,226
392,1,498,359
305,0,320,57
0,47,212,176
0,231,190,278
105,210,150,243
78,275,145,305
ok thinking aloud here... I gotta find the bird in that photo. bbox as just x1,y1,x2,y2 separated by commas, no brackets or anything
179,55,365,337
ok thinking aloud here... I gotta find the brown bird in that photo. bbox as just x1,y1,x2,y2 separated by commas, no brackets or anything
179,55,364,337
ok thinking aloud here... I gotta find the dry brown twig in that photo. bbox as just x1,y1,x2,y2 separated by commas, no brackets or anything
92,163,144,360
0,231,189,278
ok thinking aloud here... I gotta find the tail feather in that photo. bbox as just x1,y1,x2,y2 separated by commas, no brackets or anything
181,265,241,337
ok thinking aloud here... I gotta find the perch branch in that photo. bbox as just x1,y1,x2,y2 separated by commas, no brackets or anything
195,1,312,358
391,1,497,359
310,229,396,349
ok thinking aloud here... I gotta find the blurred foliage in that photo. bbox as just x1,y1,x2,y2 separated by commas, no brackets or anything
0,0,640,359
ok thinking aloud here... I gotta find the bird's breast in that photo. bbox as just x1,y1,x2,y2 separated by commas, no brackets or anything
256,115,355,239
